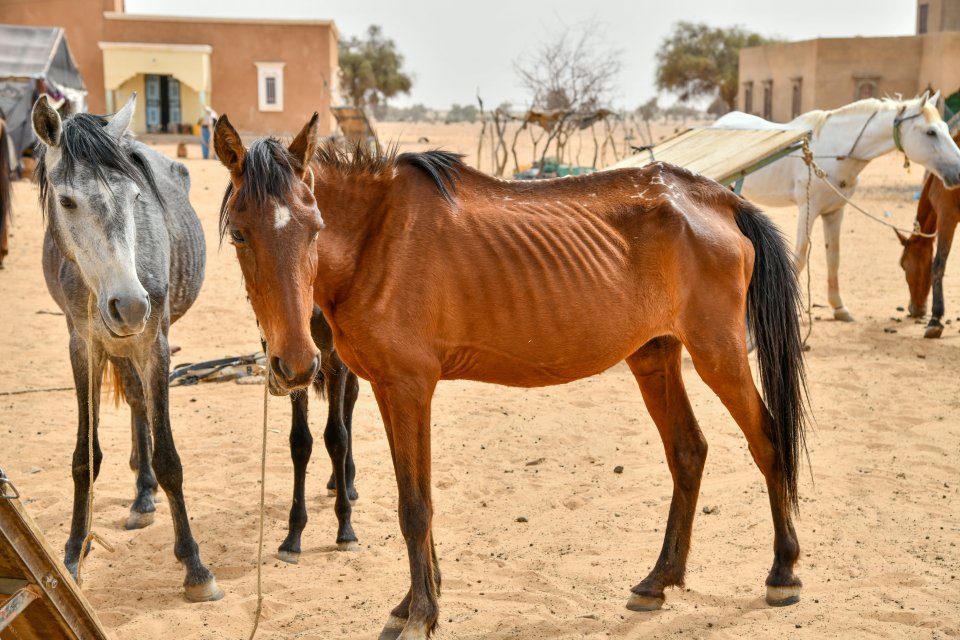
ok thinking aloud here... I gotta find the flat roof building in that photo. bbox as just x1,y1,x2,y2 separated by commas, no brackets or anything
0,0,339,135
738,0,960,122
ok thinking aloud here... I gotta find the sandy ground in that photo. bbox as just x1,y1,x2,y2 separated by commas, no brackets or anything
1,123,959,640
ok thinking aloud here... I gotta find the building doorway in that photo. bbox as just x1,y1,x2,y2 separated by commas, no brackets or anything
144,74,181,133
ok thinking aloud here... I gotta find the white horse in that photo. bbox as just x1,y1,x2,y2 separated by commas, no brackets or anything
714,91,960,321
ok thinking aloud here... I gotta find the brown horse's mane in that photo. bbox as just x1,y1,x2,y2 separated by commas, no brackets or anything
219,136,465,240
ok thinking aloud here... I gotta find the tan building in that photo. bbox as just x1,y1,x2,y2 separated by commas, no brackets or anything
0,0,339,135
738,0,960,123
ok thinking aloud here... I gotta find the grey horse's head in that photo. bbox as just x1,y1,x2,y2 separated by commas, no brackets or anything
33,93,163,337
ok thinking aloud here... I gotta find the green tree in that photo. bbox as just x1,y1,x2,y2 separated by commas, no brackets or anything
339,25,413,114
655,22,778,113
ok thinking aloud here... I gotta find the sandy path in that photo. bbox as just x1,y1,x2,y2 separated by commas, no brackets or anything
1,129,958,639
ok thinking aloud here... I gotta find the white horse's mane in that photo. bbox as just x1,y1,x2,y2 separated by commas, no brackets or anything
801,95,938,139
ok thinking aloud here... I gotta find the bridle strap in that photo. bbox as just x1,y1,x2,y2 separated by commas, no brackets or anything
845,110,879,160
892,105,925,170
893,106,923,154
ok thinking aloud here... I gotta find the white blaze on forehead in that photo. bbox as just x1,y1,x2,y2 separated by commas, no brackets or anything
274,205,292,229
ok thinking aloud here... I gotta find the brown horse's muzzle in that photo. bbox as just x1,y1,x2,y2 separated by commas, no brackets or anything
270,352,320,392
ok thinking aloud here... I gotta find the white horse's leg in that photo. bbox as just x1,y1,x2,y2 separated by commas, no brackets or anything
794,198,816,274
821,207,853,321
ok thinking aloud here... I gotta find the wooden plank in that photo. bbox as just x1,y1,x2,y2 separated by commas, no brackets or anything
0,470,111,640
606,127,809,186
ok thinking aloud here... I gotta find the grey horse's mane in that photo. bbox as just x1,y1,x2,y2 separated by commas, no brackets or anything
35,112,164,218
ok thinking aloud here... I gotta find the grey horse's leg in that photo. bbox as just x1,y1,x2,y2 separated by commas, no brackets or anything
114,358,159,530
64,332,105,579
277,392,313,563
139,332,222,602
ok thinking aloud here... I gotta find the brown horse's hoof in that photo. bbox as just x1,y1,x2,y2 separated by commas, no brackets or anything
924,323,944,339
833,307,855,322
276,549,300,564
766,584,801,606
908,303,926,318
124,510,155,530
184,577,224,602
336,540,359,552
626,592,664,611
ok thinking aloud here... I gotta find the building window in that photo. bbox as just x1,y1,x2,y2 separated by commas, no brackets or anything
791,78,802,119
255,62,285,112
743,81,754,114
762,80,773,120
919,3,929,34
855,79,878,101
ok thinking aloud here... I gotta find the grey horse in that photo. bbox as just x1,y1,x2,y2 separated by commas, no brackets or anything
32,93,222,602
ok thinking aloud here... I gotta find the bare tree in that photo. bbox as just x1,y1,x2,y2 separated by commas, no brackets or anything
515,18,623,114
513,19,623,168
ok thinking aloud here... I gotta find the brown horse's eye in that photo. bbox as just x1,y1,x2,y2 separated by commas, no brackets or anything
230,229,246,244
59,196,77,210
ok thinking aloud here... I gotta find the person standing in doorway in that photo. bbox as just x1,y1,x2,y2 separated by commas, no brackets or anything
200,106,218,159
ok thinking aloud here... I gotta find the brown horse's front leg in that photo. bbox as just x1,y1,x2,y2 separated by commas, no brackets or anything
372,376,440,640
925,224,956,338
624,337,706,611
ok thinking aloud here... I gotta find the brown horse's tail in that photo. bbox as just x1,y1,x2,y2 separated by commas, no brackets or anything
734,203,810,514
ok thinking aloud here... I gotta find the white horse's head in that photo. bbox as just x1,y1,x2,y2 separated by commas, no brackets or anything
895,91,960,187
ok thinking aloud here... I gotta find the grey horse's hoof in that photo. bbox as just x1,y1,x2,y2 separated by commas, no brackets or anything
378,615,407,640
184,578,224,602
276,549,300,564
337,540,360,552
924,322,944,339
833,307,855,322
125,510,155,530
626,591,664,611
766,584,801,606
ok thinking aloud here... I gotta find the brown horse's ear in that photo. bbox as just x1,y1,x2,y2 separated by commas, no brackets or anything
214,114,246,175
288,112,321,175
894,228,910,246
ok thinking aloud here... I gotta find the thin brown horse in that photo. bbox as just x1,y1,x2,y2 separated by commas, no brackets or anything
214,113,809,639
899,137,960,338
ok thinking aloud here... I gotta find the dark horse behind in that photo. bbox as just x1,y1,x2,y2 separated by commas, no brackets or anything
899,128,960,338
0,111,12,267
216,113,809,639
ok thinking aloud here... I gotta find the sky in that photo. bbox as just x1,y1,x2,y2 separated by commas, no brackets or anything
126,0,917,110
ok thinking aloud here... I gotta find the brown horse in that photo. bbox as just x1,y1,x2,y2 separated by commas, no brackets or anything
214,113,809,639
899,148,960,338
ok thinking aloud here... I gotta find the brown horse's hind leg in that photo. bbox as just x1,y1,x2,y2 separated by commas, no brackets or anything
624,336,706,611
372,377,441,640
684,332,802,606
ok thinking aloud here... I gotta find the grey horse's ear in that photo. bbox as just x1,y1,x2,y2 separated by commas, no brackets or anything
287,112,321,175
105,92,137,140
32,95,62,147
214,114,246,175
